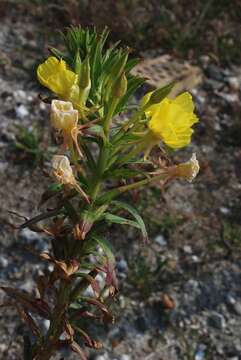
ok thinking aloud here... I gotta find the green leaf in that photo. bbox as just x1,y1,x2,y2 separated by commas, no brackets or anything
125,58,140,73
38,183,63,208
115,75,145,114
111,200,148,241
82,204,109,225
49,47,69,63
104,168,142,180
147,82,175,107
92,235,115,264
81,144,97,172
88,125,107,143
103,212,141,230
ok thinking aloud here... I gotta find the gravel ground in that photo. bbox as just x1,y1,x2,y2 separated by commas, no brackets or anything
0,4,241,360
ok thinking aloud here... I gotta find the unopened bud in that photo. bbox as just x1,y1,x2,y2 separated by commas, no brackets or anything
74,50,82,78
112,72,127,98
78,55,91,105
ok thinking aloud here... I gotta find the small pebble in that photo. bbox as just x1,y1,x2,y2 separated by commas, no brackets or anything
95,354,109,360
183,245,192,254
233,302,241,316
0,256,8,268
116,258,128,273
120,355,131,360
208,312,226,330
16,104,29,119
154,235,167,247
195,349,205,360
227,76,240,91
220,207,230,215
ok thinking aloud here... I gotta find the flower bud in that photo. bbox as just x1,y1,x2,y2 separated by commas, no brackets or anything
112,72,127,98
78,55,91,105
74,51,82,78
50,100,78,132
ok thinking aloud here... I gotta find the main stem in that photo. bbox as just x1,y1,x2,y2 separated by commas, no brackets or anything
33,283,70,360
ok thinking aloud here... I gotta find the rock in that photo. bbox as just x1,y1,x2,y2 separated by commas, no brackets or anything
16,104,29,119
205,64,224,81
0,344,8,353
185,279,200,292
217,92,239,103
0,255,8,268
95,354,110,360
226,294,241,316
199,55,210,67
116,258,128,273
208,312,226,329
14,89,27,101
120,355,131,360
183,245,192,254
19,228,48,252
0,162,8,173
19,278,34,292
190,255,200,263
204,78,223,90
154,234,167,247
220,207,230,215
41,319,50,334
233,302,241,316
195,348,205,360
227,77,240,91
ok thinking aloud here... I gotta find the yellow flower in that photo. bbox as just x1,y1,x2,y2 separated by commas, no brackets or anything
37,57,78,99
146,92,198,149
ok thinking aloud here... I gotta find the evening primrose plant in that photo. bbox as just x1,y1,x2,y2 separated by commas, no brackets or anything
2,27,200,360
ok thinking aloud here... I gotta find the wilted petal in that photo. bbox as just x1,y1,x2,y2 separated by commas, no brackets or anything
172,153,200,182
52,155,76,186
50,99,78,132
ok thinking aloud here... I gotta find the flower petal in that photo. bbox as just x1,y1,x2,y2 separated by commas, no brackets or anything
173,92,194,113
37,57,77,98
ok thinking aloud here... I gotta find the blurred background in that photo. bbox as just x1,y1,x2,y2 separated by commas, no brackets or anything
0,1,241,359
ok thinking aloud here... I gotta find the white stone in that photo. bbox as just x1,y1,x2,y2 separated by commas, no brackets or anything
16,104,29,119
154,234,167,247
120,355,131,360
183,245,192,254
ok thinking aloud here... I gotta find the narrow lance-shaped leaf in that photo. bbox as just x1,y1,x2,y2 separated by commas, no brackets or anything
103,212,142,230
111,200,148,241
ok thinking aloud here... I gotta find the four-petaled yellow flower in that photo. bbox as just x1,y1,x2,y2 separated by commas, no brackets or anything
37,56,78,99
146,92,198,149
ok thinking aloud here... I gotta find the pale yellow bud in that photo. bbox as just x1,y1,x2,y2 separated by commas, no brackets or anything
52,155,76,186
50,100,78,132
